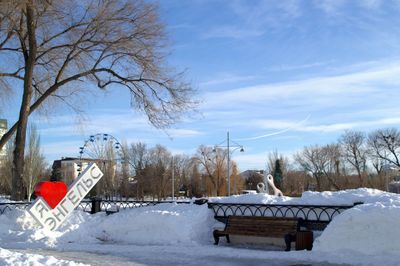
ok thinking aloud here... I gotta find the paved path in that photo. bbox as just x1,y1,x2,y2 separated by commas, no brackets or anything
12,245,351,266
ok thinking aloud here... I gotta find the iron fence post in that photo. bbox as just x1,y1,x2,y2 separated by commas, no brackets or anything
91,197,101,214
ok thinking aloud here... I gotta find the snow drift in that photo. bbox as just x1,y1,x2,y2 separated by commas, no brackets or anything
0,188,400,265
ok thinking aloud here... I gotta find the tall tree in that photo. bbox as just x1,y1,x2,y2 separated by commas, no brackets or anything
195,145,227,196
267,150,288,188
294,144,341,191
128,142,149,199
188,160,203,197
148,144,171,200
368,128,400,168
339,130,367,185
273,159,283,190
119,141,131,199
0,141,14,194
0,1,195,200
230,162,244,195
23,123,46,201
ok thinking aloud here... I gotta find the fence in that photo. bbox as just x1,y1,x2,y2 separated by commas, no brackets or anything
0,200,361,231
0,198,191,215
0,202,31,214
207,202,363,230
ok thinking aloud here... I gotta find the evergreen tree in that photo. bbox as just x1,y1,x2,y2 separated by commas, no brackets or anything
273,159,283,190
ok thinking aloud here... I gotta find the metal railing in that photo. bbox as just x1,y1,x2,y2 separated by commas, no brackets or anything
0,202,31,214
0,199,191,215
208,202,363,230
78,199,191,213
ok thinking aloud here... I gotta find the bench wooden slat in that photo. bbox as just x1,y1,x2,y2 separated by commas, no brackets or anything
213,215,304,251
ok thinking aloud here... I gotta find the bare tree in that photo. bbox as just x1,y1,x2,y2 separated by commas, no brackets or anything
0,141,14,194
100,142,118,199
284,170,310,196
339,130,367,185
170,154,191,198
195,145,228,196
368,128,400,168
148,144,171,200
187,158,204,197
118,141,131,199
23,123,46,201
128,142,149,199
230,161,244,195
294,144,341,191
324,144,342,189
267,150,288,174
0,0,195,200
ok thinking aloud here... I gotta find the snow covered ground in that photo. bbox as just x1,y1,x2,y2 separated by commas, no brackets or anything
0,188,399,265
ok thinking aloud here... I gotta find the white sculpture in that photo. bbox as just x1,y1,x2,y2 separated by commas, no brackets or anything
257,174,283,197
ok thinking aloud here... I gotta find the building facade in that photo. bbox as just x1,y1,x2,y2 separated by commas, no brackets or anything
52,157,115,185
52,157,92,184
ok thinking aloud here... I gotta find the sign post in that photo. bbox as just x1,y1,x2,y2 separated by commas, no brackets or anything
28,163,103,231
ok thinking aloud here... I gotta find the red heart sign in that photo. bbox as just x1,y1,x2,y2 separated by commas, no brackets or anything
34,181,68,209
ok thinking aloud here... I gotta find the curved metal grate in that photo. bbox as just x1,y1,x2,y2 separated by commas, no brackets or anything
98,200,190,211
0,199,191,215
207,202,362,230
0,202,30,214
76,199,191,213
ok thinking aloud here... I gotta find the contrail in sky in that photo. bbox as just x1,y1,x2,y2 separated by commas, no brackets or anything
236,114,311,141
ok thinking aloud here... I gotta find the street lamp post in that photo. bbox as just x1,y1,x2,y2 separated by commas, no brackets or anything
214,131,244,196
171,156,175,201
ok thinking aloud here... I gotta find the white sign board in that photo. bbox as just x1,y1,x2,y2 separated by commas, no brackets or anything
28,163,103,231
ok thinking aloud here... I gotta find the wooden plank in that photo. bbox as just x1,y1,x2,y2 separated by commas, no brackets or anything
221,216,299,238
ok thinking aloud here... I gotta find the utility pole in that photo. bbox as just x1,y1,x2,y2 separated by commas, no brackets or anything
172,156,175,201
212,131,244,196
227,132,230,196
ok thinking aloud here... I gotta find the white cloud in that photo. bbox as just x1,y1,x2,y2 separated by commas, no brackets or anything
265,61,335,72
38,110,152,138
202,26,264,39
202,61,400,110
202,1,303,40
251,117,400,134
313,0,347,15
166,128,204,138
358,0,382,9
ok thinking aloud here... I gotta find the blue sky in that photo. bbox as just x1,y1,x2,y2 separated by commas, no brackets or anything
4,0,400,170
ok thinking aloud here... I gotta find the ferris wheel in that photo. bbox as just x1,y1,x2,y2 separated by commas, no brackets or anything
78,133,123,173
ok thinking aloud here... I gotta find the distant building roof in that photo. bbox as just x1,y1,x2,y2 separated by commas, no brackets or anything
239,170,264,180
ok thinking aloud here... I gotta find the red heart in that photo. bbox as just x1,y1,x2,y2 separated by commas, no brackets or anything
34,181,68,209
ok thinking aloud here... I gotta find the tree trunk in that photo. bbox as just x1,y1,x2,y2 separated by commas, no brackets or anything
11,2,37,201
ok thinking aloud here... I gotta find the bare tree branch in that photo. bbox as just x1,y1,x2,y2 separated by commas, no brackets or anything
0,0,196,199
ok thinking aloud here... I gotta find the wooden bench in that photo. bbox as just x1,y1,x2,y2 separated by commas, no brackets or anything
213,216,312,251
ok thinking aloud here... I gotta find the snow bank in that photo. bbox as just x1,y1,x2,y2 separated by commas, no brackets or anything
210,188,400,262
209,188,400,206
1,188,400,265
0,203,216,248
313,202,400,256
58,203,216,245
91,203,215,245
0,208,96,248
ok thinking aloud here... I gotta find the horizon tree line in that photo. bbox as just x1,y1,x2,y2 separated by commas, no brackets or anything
1,127,400,199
